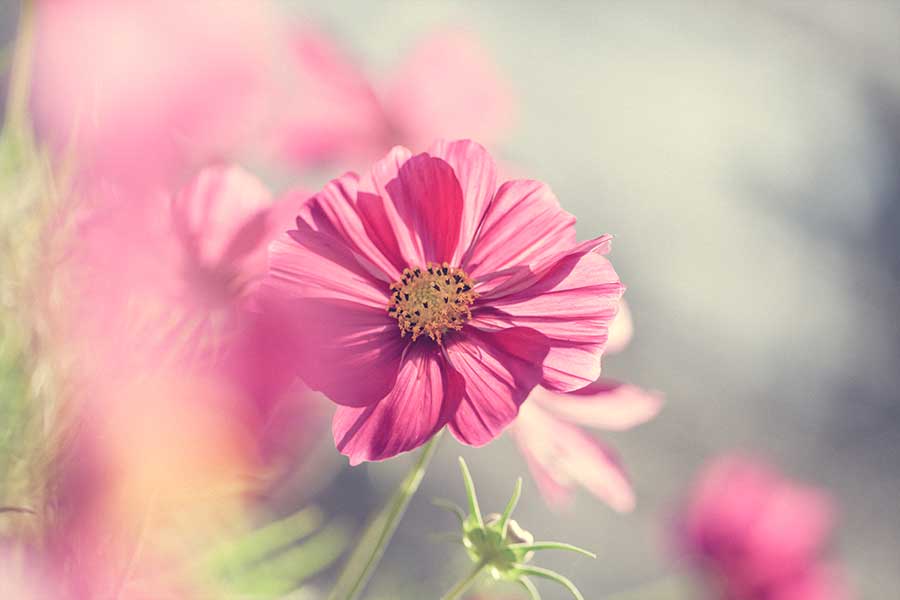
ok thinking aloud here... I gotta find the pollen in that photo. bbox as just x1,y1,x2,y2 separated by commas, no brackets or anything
387,262,477,344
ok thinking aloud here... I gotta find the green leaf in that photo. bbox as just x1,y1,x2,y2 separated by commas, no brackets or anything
508,541,597,559
513,564,585,600
497,477,522,538
458,457,484,528
432,497,466,524
519,576,542,600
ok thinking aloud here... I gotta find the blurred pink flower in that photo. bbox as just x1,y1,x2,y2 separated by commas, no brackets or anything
675,455,853,600
263,139,623,464
509,304,662,512
32,0,278,189
52,165,319,467
273,27,515,168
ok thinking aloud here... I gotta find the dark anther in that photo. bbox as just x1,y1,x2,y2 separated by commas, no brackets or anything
432,284,440,291
444,278,451,285
404,293,409,300
454,274,462,282
462,284,471,292
388,307,397,312
443,297,449,303
423,302,429,308
442,266,449,275
414,310,421,316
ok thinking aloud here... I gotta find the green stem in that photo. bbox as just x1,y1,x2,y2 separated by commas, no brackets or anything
5,0,35,133
327,432,443,600
440,561,488,600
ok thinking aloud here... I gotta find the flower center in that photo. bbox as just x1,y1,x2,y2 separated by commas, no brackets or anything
387,262,477,344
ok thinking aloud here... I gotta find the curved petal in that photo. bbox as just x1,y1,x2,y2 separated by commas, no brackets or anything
534,379,663,431
605,299,634,355
298,172,404,282
463,179,576,278
262,297,404,408
267,224,388,310
332,343,463,465
427,139,498,262
473,237,625,392
511,402,635,512
445,328,548,446
382,153,464,264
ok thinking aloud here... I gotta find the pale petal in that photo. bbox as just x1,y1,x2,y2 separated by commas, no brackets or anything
332,343,463,465
445,328,548,446
533,379,663,431
511,402,635,512
606,299,634,355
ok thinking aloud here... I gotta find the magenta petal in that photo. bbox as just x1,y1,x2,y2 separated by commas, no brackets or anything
473,237,624,392
382,153,464,264
332,344,462,465
299,173,404,282
427,139,498,263
271,298,405,408
445,328,548,446
463,179,576,278
512,401,636,512
537,379,664,431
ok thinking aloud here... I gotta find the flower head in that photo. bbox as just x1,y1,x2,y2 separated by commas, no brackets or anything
675,455,853,600
435,458,595,600
263,139,624,463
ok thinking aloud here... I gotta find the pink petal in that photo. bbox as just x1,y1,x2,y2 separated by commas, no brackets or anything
445,328,548,446
473,237,624,392
426,139,499,263
363,145,425,266
511,401,635,512
275,25,387,166
332,343,463,465
264,298,404,408
298,173,404,281
382,30,516,152
606,299,634,355
534,379,664,431
267,199,391,310
171,165,274,286
386,153,464,264
463,179,576,279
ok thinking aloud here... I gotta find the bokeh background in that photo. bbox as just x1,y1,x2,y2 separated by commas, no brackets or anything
3,1,899,598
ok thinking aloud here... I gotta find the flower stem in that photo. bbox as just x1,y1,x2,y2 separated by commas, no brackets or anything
327,432,443,600
440,561,488,600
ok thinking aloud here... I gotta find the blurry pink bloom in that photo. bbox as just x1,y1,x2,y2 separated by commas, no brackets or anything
274,27,515,167
509,305,662,512
53,166,318,467
676,455,853,600
32,0,278,188
263,139,623,464
511,378,662,512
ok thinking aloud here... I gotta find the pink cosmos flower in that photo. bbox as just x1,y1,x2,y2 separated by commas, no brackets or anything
273,27,515,168
32,0,277,189
262,139,624,464
509,302,663,512
675,455,853,600
52,165,317,467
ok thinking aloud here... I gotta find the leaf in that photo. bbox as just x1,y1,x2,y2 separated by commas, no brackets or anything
513,564,585,600
498,477,522,538
458,457,484,528
508,541,596,559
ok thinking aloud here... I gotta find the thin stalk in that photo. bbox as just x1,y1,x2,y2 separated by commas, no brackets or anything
440,561,488,600
5,0,35,132
327,432,442,600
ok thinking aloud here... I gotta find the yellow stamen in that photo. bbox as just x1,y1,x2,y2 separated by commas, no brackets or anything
387,262,477,344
